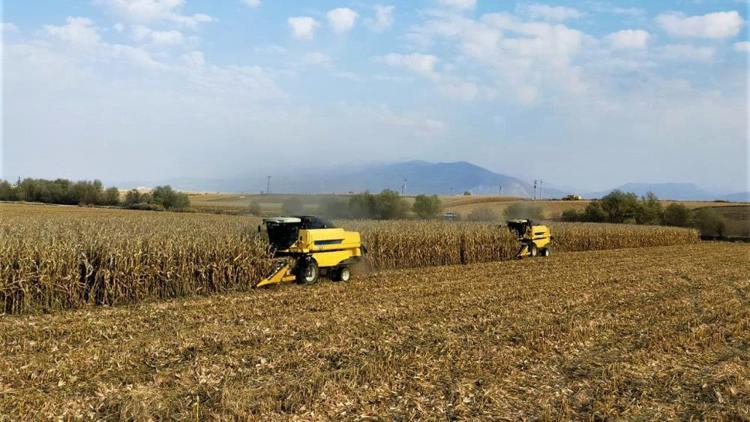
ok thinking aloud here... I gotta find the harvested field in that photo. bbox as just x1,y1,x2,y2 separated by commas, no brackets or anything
0,243,747,419
1,204,699,314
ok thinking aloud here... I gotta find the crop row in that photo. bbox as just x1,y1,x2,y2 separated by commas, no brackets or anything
0,205,699,314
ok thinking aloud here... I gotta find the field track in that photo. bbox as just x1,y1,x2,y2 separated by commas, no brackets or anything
1,243,748,419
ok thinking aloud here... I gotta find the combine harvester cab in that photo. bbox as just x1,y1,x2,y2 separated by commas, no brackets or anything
506,219,552,258
256,216,365,287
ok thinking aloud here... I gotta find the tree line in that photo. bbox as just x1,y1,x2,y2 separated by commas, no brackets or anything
562,190,727,236
280,190,444,220
0,178,190,211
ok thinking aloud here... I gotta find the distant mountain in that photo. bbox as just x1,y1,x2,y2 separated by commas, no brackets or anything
269,161,550,197
719,192,750,202
585,183,718,201
119,161,571,197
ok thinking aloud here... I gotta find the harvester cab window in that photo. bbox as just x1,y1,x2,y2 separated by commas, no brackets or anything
265,219,301,251
507,220,533,239
298,216,337,230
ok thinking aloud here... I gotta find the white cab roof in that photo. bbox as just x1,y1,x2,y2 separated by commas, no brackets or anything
263,217,302,224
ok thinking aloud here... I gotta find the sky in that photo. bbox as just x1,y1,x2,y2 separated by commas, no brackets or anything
1,0,748,193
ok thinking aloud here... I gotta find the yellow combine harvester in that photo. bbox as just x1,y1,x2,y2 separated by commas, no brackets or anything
506,219,552,258
256,216,365,287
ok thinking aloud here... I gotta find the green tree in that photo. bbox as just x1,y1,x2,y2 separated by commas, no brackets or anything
103,187,121,206
0,180,15,201
662,203,691,227
319,197,350,219
561,209,581,222
375,189,409,219
582,201,607,222
599,190,641,223
152,185,190,210
413,194,442,219
692,208,726,236
636,192,663,225
348,192,377,219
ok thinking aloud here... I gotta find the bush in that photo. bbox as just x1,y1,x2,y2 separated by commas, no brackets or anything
246,201,262,216
637,192,663,225
103,187,121,206
281,197,305,215
561,209,581,222
375,189,409,219
347,190,409,220
124,189,150,207
319,197,351,219
348,192,377,219
0,180,16,201
503,203,544,220
467,207,500,222
152,186,190,210
413,195,442,219
583,202,607,222
692,208,726,236
663,203,691,227
599,190,641,223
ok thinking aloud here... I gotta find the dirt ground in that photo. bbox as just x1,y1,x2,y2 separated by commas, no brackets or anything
1,243,748,420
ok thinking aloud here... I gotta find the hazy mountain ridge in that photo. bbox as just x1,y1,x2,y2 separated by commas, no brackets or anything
116,161,742,201
584,183,726,201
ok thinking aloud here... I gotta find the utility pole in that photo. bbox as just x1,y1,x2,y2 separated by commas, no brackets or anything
401,178,407,195
266,176,271,195
533,180,537,200
499,184,503,195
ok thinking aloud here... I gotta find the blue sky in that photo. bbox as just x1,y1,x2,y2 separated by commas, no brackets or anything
2,0,748,192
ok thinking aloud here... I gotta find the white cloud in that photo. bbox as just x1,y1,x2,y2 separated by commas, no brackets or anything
607,29,649,49
44,17,101,47
657,11,744,39
95,0,214,29
327,8,358,33
368,5,395,31
438,80,479,101
438,0,476,10
734,41,750,53
181,50,205,68
660,44,716,62
149,29,184,45
382,53,439,78
131,24,184,45
241,0,261,8
301,52,333,67
288,16,319,40
2,22,19,33
520,4,583,21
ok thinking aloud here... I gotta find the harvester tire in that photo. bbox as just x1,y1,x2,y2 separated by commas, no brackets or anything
528,244,538,257
334,267,351,282
541,248,550,257
296,260,319,285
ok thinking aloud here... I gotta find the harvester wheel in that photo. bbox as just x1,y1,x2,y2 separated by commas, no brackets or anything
296,260,319,285
541,248,550,257
528,244,538,257
335,267,351,282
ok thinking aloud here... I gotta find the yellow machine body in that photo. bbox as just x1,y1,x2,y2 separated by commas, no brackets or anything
507,219,552,258
256,217,364,287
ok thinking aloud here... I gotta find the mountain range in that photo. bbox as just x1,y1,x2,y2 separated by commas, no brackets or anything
120,161,747,202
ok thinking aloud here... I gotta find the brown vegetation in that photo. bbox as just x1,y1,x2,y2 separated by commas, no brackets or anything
1,243,747,419
0,204,700,314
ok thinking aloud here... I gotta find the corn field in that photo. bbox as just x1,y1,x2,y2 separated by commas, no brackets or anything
0,204,700,314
